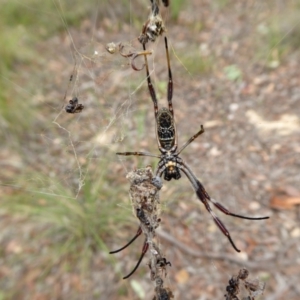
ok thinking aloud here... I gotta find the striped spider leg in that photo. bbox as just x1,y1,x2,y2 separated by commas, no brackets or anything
109,227,148,279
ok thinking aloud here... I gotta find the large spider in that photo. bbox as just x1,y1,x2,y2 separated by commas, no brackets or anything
110,37,269,279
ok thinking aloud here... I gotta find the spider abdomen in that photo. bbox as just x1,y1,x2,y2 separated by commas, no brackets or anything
157,108,175,150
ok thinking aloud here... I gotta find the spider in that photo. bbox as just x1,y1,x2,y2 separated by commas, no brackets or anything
111,36,269,279
62,62,84,114
65,97,84,114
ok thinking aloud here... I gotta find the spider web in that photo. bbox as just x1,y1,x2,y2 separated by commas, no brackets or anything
42,0,153,199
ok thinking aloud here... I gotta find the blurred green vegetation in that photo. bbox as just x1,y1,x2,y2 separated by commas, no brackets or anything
0,0,102,137
1,0,102,38
170,0,185,20
256,5,300,68
3,169,130,253
179,49,213,75
224,64,242,82
0,0,135,297
1,157,133,296
256,20,287,68
211,0,229,10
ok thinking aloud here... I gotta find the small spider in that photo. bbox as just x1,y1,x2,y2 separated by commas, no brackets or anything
116,36,269,254
156,257,171,278
65,97,84,114
62,63,84,114
156,257,171,268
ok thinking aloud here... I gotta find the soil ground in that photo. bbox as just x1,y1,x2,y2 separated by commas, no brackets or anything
1,1,300,299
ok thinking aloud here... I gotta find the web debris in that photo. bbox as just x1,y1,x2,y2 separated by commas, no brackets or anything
110,167,173,299
224,268,266,300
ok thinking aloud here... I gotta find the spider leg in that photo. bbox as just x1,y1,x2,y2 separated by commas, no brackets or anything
109,227,142,254
194,178,241,252
116,151,160,158
193,174,269,220
190,171,269,220
164,37,174,116
123,238,149,279
179,163,241,252
150,0,159,16
177,125,205,155
62,61,77,104
179,162,269,252
143,43,159,117
155,159,167,177
209,198,269,220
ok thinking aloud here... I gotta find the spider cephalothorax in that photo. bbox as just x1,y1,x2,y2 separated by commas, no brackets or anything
158,154,181,181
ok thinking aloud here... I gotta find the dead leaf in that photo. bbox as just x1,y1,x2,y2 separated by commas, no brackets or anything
5,240,23,254
175,269,189,284
270,195,300,210
270,186,300,210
